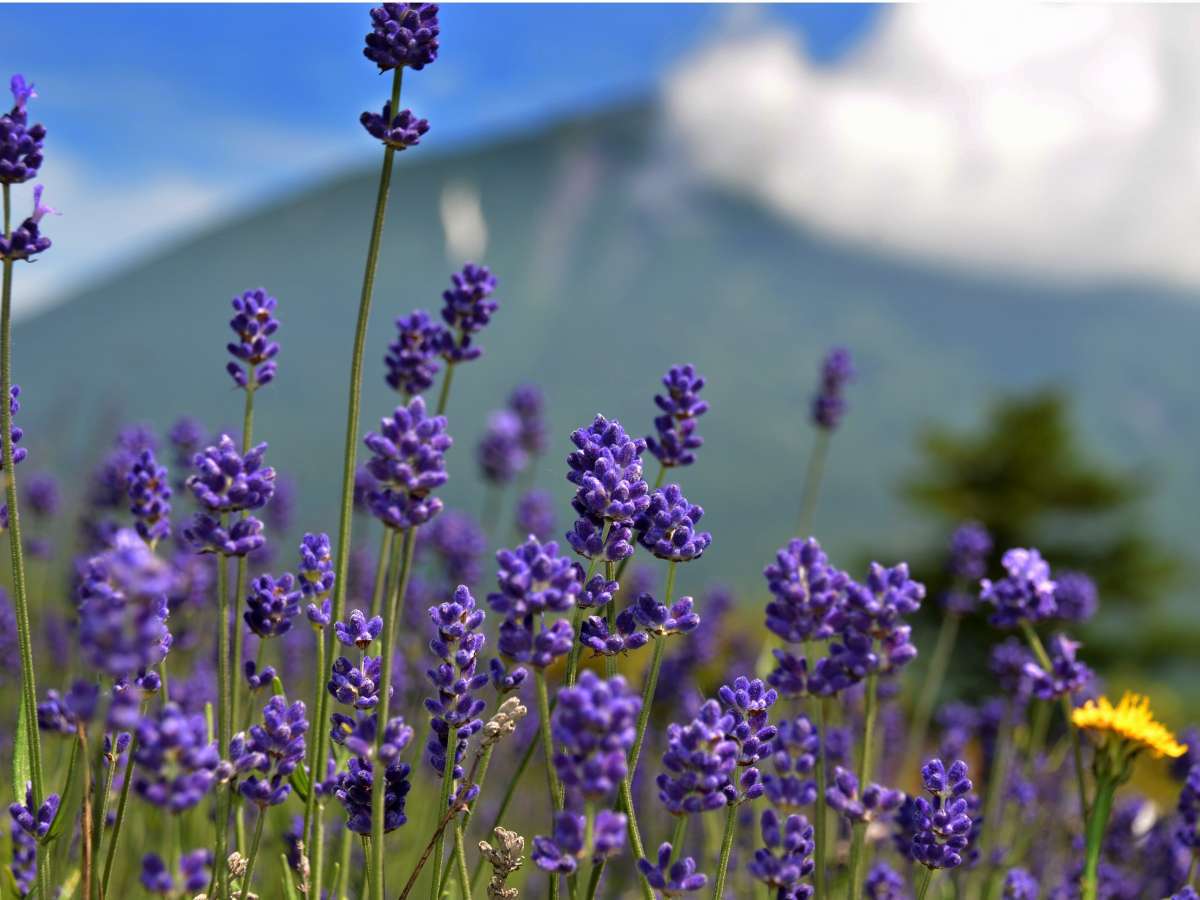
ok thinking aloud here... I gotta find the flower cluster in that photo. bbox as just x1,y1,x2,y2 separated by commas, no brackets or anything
811,347,854,430
635,484,712,562
826,767,904,823
225,288,280,389
551,671,639,805
516,488,556,540
980,547,1057,628
1,75,45,184
298,531,336,600
532,809,628,874
132,703,220,812
1053,570,1098,623
490,536,582,668
1023,634,1092,700
425,585,488,780
910,759,976,870
477,410,529,484
139,851,212,895
748,809,815,899
565,415,649,561
126,448,172,545
360,102,429,150
438,263,498,363
509,384,548,456
646,363,708,469
362,396,451,530
385,309,444,396
244,572,302,639
229,695,308,807
0,184,53,261
8,785,60,839
335,756,413,835
762,714,819,809
637,843,707,895
942,521,991,613
363,3,440,71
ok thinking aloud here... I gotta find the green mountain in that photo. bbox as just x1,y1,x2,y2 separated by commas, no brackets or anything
12,104,1199,623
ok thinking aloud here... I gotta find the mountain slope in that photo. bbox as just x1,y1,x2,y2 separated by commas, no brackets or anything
12,102,1200,613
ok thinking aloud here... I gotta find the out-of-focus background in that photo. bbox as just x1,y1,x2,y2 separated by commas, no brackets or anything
2,5,1197,689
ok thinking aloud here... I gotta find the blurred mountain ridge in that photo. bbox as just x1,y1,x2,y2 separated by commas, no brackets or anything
12,101,1199,620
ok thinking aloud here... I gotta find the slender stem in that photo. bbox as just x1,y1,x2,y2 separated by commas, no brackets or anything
797,430,830,536
315,60,404,883
214,547,233,896
78,723,95,900
372,527,414,900
1020,620,1089,819
435,362,456,417
101,724,141,895
453,818,471,900
368,529,391,620
535,667,562,900
1081,778,1116,900
668,815,689,863
1,181,50,900
915,867,934,900
902,612,960,783
564,537,606,689
976,703,1014,895
814,697,830,900
336,816,353,899
846,668,879,900
603,560,618,679
90,732,119,899
628,636,667,778
396,788,470,900
440,741,494,888
712,804,739,900
430,721,459,900
240,808,267,900
231,386,256,742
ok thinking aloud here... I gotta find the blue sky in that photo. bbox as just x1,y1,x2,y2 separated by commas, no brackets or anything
0,4,880,316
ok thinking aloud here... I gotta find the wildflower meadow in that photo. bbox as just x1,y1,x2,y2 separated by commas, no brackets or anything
1,6,1197,900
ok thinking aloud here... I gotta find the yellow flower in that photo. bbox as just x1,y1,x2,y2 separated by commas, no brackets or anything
1071,692,1186,759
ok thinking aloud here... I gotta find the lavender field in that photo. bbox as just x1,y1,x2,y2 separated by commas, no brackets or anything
1,5,1198,900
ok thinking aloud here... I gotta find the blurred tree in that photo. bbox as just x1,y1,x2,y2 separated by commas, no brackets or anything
900,388,1181,672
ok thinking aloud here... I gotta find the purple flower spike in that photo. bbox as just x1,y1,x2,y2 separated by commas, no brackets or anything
336,609,384,649
516,488,556,541
132,704,220,812
438,263,498,363
328,654,387,711
186,435,275,513
763,714,820,810
385,309,445,396
637,843,708,895
425,585,488,780
811,347,854,430
1,386,27,474
140,854,173,894
764,537,852,643
488,657,527,694
307,597,332,628
593,809,627,860
566,515,633,563
865,862,907,899
552,671,639,805
509,384,548,456
183,513,265,557
748,809,815,898
243,660,277,692
244,572,301,639
498,617,574,669
126,448,172,545
363,396,452,530
330,712,413,768
647,364,708,469
911,758,976,870
567,415,650,523
335,756,413,834
0,191,52,260
980,548,1057,628
488,536,582,619
8,784,60,838
298,532,336,599
363,3,440,72
1053,571,1098,623
477,409,529,485
360,102,429,150
630,593,701,637
1,75,47,185
635,484,711,562
532,811,586,874
656,699,740,814
826,766,905,823
1003,868,1039,900
580,609,649,657
578,573,618,610
225,288,280,390
232,695,308,808
1023,634,1092,700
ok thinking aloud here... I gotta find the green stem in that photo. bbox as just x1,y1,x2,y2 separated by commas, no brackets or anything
712,804,739,900
846,668,879,900
564,537,606,689
1,181,50,900
215,547,232,896
797,429,830,536
902,611,960,782
100,723,141,896
814,697,830,900
90,732,118,899
430,722,458,900
368,529,391,620
231,386,256,742
372,527,414,900
240,808,267,900
668,815,689,863
976,704,1014,896
627,636,667,778
314,60,404,888
453,818,471,900
435,361,456,417
1081,778,1116,900
535,667,562,900
915,867,934,900
440,741,495,889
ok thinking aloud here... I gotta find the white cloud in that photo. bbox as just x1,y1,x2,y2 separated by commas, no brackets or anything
663,6,1200,289
440,180,488,264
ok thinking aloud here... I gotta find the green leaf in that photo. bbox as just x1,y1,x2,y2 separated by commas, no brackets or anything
43,735,81,844
290,763,310,804
272,675,287,697
12,692,31,802
281,855,300,900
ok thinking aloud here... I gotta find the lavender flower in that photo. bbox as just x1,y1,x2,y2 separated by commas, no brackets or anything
980,548,1057,628
567,414,650,523
1,386,27,475
763,714,819,809
509,384,548,455
438,263,498,363
566,515,634,563
580,608,649,656
331,712,413,767
8,785,59,838
140,854,173,893
811,347,854,430
76,529,174,678
865,862,908,900
23,472,58,518
385,309,445,395
646,364,708,469
488,657,527,694
477,409,528,484
516,489,556,541
1176,764,1200,851
419,509,486,587
336,609,384,649
298,532,336,599
657,699,740,814
637,843,708,895
335,756,412,834
328,654,387,711
748,809,815,899
125,448,172,545
9,808,35,894
132,703,219,812
552,671,640,804
244,572,301,638
225,288,280,390
364,3,440,71
532,812,586,874
183,513,265,557
186,435,276,512
363,396,452,530
943,521,992,613
37,680,99,734
0,75,46,184
593,809,628,860
425,585,488,780
825,767,905,823
1023,635,1092,700
1003,869,1039,899
911,758,976,870
360,102,429,149
243,660,276,692
1054,571,1098,623
764,537,851,644
231,695,308,807
629,592,700,637
0,185,53,260
635,484,711,562
489,536,582,618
